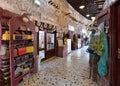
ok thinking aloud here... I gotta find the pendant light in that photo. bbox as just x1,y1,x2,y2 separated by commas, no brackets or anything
79,5,85,9
86,14,90,17
79,0,85,9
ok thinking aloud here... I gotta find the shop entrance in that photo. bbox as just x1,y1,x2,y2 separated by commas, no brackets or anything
111,2,120,86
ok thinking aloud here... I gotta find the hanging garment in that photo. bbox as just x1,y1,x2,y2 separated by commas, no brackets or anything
92,35,104,56
98,32,108,77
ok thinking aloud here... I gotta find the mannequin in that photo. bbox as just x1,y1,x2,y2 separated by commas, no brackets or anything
88,22,108,81
91,26,104,81
87,25,96,79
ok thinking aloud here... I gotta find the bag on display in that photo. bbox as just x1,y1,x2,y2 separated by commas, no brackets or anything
26,46,34,53
18,47,26,55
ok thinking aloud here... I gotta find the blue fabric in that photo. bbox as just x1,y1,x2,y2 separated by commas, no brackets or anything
98,32,108,76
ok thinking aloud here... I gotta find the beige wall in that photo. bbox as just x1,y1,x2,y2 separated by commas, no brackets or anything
103,0,116,9
0,0,91,33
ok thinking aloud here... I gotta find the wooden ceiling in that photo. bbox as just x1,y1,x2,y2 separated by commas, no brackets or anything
66,0,105,20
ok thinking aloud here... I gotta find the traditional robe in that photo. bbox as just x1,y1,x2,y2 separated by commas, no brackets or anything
98,32,108,76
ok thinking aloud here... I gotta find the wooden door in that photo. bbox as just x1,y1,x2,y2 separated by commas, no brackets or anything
117,5,120,86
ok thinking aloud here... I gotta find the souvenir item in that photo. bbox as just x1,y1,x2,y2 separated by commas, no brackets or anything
1,67,10,73
18,47,26,55
6,49,10,57
3,76,10,81
3,71,10,76
22,35,27,39
15,34,22,40
27,35,32,39
0,45,7,55
2,31,9,40
1,60,9,65
14,49,18,57
1,56,10,61
26,46,34,53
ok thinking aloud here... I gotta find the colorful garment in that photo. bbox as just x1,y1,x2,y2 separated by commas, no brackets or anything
98,32,108,76
92,35,104,56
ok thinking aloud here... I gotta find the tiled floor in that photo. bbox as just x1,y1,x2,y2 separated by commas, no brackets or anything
18,46,99,86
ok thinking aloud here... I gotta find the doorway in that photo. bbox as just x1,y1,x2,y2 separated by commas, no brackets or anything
111,2,120,86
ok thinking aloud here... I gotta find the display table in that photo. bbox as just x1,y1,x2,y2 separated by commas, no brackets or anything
58,45,67,57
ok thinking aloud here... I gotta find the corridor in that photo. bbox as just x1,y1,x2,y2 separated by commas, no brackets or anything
19,46,98,86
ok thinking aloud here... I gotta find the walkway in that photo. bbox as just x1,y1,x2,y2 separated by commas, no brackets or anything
19,46,98,86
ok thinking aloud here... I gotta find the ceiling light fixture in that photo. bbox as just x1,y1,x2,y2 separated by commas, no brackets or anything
91,17,96,21
86,14,90,17
34,0,41,6
79,5,85,9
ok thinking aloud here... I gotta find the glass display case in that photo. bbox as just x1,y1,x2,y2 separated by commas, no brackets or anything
46,33,54,51
39,31,45,49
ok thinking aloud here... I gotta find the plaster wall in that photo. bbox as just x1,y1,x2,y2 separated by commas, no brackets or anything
0,0,91,33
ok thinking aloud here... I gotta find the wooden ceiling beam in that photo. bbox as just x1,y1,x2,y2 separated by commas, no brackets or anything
66,0,105,20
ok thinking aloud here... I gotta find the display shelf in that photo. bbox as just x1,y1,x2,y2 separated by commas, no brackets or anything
16,29,32,32
0,8,38,86
1,40,9,44
14,52,33,58
2,39,32,41
2,40,9,41
39,48,45,51
0,11,37,86
3,71,10,75
15,68,34,84
2,27,9,30
14,39,32,41
1,67,10,72
0,64,10,68
9,14,37,86
14,58,33,66
0,57,10,60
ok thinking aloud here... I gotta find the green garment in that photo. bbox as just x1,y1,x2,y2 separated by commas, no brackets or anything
92,35,103,56
98,32,108,77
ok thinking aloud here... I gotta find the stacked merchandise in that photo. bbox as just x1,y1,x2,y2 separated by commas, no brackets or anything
0,9,37,86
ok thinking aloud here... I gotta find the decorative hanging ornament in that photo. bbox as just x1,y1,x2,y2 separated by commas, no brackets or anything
22,17,29,23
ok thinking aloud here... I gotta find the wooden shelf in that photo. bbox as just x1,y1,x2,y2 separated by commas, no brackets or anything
14,52,33,58
15,68,34,84
0,65,10,68
2,27,9,30
15,58,33,66
14,39,32,41
39,48,45,51
2,40,9,41
2,39,32,41
2,40,9,44
16,29,32,32
0,12,37,86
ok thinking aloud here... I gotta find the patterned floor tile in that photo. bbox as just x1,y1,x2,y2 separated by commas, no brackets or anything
18,46,100,86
